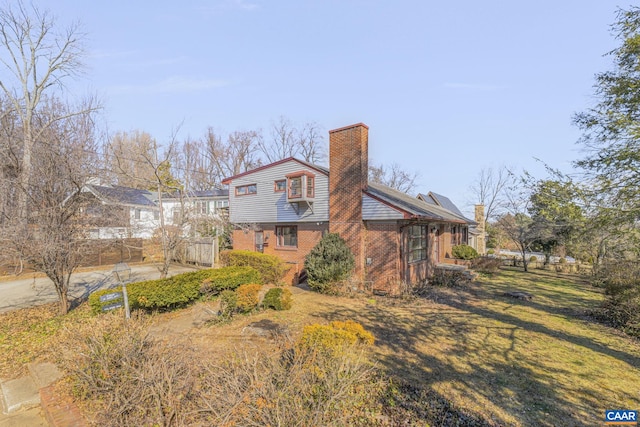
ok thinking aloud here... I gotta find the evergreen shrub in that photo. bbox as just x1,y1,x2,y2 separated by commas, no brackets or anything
218,290,238,319
304,233,355,294
262,287,293,311
451,244,479,260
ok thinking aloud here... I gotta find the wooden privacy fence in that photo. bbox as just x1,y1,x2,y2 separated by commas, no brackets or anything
0,238,143,275
79,238,144,266
176,238,218,267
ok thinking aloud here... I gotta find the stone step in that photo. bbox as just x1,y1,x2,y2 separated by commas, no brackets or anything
1,376,40,414
1,362,63,415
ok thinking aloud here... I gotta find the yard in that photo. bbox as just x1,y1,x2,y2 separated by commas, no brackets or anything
1,267,638,426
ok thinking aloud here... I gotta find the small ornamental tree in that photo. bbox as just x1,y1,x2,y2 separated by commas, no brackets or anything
304,233,355,293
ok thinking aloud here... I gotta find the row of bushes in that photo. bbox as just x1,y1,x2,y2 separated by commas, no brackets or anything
89,250,289,314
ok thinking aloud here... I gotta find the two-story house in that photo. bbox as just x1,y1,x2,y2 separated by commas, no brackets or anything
222,123,475,294
79,183,229,240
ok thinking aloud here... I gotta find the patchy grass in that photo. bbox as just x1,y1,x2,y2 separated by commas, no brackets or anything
1,268,638,426
0,303,94,378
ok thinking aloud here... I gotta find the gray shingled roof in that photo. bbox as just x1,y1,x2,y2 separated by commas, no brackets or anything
418,192,476,224
86,184,157,207
367,183,471,223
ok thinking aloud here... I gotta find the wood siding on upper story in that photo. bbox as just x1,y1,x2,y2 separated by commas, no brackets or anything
228,159,329,224
362,194,404,220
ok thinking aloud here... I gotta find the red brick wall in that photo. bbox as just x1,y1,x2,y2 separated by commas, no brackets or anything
231,222,327,284
364,222,401,294
329,123,369,281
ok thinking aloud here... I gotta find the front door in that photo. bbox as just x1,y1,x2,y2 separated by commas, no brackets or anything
255,231,264,253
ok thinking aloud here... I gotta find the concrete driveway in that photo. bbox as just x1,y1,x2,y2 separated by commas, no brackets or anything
0,264,200,314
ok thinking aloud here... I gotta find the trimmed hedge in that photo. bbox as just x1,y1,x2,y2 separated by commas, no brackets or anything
198,266,262,296
219,250,288,284
89,266,260,313
263,287,293,311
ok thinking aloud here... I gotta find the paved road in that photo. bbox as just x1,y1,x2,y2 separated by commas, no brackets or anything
0,264,200,314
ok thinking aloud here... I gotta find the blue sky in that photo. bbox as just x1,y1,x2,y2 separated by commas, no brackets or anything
51,0,620,215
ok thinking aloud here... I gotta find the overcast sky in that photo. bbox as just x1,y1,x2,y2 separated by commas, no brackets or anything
47,0,621,215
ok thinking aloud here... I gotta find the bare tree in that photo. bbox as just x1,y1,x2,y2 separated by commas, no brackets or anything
177,137,212,192
204,128,262,184
468,166,514,224
257,117,327,165
297,121,326,164
493,178,536,272
130,132,187,279
368,162,420,194
105,130,158,188
0,1,94,221
258,116,296,163
0,97,100,314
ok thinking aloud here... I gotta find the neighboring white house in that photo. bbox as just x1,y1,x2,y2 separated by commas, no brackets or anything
79,184,229,239
162,189,229,237
80,184,160,239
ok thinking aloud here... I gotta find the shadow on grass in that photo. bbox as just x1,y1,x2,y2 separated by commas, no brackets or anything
308,272,638,427
312,299,590,426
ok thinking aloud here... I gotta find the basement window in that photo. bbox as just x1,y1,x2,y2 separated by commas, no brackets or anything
408,225,427,262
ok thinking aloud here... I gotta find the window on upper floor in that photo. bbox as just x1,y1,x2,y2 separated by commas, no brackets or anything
408,225,427,263
134,208,141,220
289,177,302,198
236,184,257,196
276,225,298,248
306,176,314,198
286,171,315,200
274,179,286,192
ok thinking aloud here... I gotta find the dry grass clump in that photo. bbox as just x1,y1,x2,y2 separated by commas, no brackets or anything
65,317,384,426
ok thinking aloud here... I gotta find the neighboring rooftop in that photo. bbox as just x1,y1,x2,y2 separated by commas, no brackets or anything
418,191,476,224
85,184,157,207
368,183,472,224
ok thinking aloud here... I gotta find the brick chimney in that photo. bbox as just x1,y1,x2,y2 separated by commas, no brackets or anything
329,123,369,282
